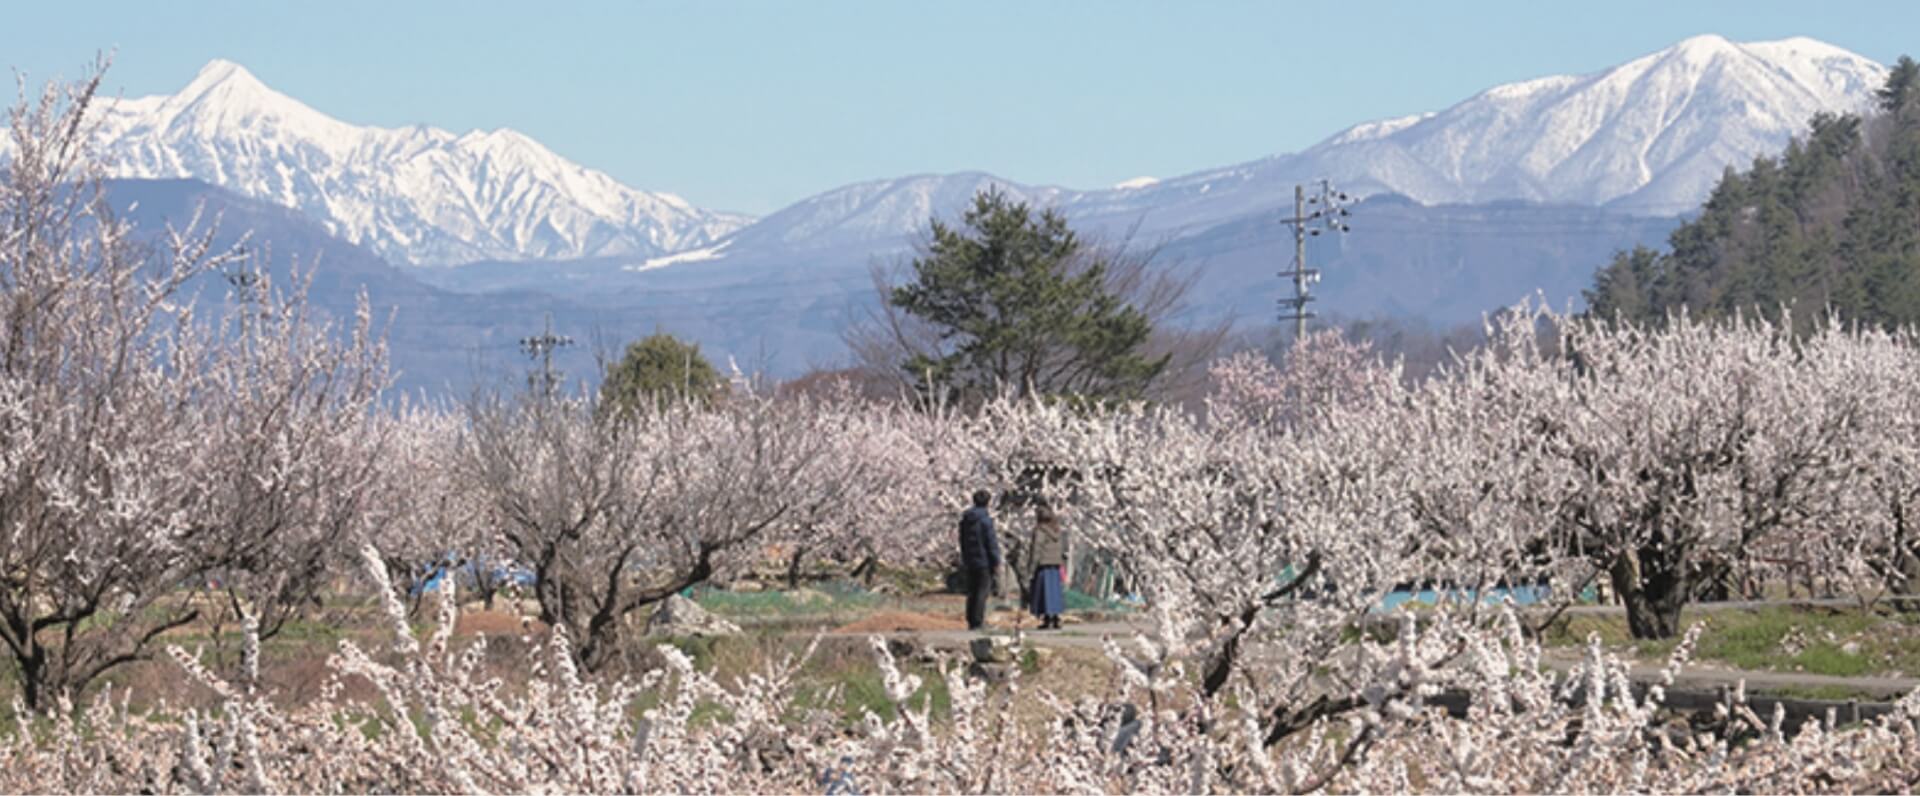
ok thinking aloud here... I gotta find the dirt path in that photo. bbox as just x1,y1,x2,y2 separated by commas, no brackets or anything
1546,595,1920,617
1536,649,1920,699
820,611,1920,699
825,617,1146,652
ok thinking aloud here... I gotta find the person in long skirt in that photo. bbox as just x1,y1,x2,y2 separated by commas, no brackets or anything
1027,503,1067,629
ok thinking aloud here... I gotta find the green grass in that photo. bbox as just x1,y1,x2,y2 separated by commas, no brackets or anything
1063,587,1134,614
785,655,951,727
688,699,734,728
903,665,952,717
834,667,896,722
821,663,950,725
1544,606,1920,678
1689,608,1875,669
270,617,349,645
646,633,958,728
1772,683,1875,701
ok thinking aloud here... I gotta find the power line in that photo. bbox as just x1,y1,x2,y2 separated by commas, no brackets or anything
519,312,574,398
1278,179,1353,338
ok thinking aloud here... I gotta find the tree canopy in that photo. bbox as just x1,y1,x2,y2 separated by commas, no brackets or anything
888,189,1168,404
599,332,723,413
1585,56,1920,330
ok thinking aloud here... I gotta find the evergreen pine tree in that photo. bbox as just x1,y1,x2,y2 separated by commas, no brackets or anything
1878,55,1919,114
599,332,723,413
1582,54,1920,332
890,189,1168,404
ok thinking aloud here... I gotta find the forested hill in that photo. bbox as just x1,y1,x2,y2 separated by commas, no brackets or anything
1585,56,1920,329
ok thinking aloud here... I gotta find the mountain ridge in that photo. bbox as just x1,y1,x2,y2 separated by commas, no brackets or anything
671,35,1885,270
18,36,1887,276
78,60,750,266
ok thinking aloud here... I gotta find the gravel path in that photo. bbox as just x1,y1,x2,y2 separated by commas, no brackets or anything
821,607,1920,699
1536,649,1920,699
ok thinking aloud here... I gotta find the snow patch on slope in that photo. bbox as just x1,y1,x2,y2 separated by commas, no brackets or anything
627,241,733,272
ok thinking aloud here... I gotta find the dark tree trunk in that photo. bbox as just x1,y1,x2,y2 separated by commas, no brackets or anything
471,563,510,613
1696,570,1729,602
1609,544,1689,640
16,646,46,713
850,554,878,587
1890,504,1920,613
578,621,621,674
786,547,807,590
1893,540,1920,614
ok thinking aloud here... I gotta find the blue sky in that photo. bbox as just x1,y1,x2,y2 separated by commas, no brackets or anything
3,1,1915,215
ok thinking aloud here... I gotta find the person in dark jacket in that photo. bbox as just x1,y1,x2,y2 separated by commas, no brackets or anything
957,489,1000,631
1027,502,1067,629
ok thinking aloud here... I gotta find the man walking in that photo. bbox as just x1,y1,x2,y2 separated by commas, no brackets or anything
958,489,1000,631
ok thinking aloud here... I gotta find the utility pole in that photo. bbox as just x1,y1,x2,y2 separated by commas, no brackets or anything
224,262,262,352
520,312,574,398
1278,180,1353,338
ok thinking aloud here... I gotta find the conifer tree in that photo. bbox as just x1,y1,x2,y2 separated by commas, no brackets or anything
599,332,723,413
889,189,1168,403
1584,55,1920,332
1878,55,1919,114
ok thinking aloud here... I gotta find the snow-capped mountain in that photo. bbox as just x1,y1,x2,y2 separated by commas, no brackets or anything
84,60,749,266
52,36,1889,274
673,35,1886,266
1059,35,1887,231
704,171,1066,255
1298,34,1889,213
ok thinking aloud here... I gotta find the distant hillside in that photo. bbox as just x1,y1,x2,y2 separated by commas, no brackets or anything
105,179,622,397
1161,195,1682,325
618,35,1878,271
45,36,1883,275
1585,58,1920,330
78,62,747,266
106,178,1683,396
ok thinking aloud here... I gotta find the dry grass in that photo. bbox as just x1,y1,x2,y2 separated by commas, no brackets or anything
1,581,1134,743
831,611,968,634
453,609,545,637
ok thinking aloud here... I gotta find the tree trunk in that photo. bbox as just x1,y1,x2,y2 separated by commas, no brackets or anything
786,547,807,590
850,554,878,587
1696,567,1733,603
1608,543,1689,640
1888,504,1920,612
577,605,624,674
1892,538,1920,614
15,646,47,713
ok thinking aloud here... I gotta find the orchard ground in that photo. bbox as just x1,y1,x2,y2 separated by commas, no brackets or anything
4,571,1914,739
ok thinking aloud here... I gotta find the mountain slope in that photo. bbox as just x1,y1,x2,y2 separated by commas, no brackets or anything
1309,35,1889,213
50,36,1887,274
103,180,1683,392
83,61,749,266
671,35,1884,266
702,171,1066,255
1065,35,1886,235
103,178,625,396
1587,59,1920,331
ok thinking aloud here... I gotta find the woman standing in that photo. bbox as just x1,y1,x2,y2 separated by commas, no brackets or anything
1027,503,1067,629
